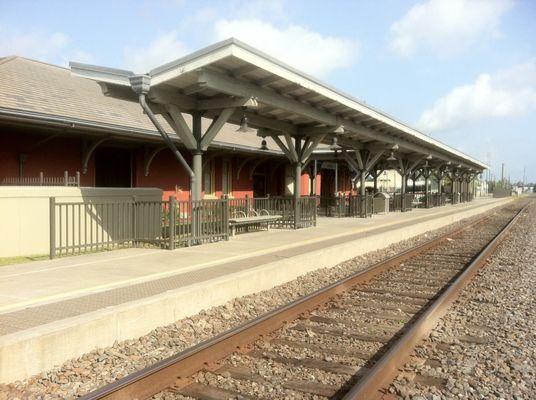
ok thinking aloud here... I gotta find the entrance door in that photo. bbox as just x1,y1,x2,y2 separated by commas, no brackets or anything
321,169,335,197
95,147,132,187
253,174,266,197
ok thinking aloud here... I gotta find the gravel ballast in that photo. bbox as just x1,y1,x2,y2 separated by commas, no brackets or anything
390,200,535,400
0,202,526,399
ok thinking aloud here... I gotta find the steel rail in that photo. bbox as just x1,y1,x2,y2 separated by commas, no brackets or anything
79,204,517,400
343,202,528,400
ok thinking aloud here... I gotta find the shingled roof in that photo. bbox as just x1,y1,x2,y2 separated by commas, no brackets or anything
0,56,281,153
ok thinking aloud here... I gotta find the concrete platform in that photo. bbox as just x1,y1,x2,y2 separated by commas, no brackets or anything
0,197,511,383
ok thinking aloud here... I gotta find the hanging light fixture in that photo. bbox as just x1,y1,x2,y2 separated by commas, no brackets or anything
260,136,268,150
235,108,254,133
386,151,397,161
329,136,342,150
386,143,398,161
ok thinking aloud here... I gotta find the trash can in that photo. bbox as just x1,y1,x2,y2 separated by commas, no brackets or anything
373,192,390,214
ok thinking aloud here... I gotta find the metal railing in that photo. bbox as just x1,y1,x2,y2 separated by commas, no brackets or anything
389,193,414,212
317,195,373,218
50,195,316,257
50,197,229,257
2,171,80,187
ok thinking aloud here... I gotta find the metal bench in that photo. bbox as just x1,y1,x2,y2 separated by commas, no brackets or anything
229,209,282,236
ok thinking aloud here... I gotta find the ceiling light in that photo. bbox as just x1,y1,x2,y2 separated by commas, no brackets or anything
329,136,342,150
386,151,397,161
236,113,254,133
260,137,268,150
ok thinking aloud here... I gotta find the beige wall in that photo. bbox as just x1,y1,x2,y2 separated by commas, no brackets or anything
0,187,162,258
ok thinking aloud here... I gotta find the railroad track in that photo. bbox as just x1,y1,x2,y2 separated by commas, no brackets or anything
81,202,527,400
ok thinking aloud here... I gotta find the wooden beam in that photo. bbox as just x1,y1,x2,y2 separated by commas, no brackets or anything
232,64,258,77
284,133,299,163
183,83,207,96
200,108,235,150
271,135,295,162
233,110,297,134
197,96,258,110
297,125,344,136
148,88,196,110
164,104,197,150
256,75,282,87
301,134,325,163
196,69,460,165
355,150,365,170
365,150,384,171
340,150,360,174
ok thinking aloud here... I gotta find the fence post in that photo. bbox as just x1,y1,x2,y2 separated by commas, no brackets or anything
169,196,176,250
49,197,56,259
245,195,251,215
132,196,138,247
294,197,300,229
64,171,68,186
39,172,44,186
223,198,229,240
76,171,81,187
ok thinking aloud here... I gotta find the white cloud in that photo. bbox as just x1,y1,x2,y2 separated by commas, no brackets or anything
0,24,93,66
213,19,359,76
390,0,513,58
417,59,536,131
123,31,189,73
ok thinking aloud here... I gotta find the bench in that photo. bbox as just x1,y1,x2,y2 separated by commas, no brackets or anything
229,210,282,236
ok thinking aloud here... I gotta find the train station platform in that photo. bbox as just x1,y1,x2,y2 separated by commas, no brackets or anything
0,197,511,383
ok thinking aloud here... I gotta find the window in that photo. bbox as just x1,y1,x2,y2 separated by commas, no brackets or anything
203,160,215,197
222,159,232,196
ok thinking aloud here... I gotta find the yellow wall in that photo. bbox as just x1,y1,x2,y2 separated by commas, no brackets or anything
0,187,162,258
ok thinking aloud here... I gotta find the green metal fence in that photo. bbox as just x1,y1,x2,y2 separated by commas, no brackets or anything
317,195,373,218
49,195,317,258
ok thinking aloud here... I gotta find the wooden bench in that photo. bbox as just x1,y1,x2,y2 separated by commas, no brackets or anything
229,210,282,236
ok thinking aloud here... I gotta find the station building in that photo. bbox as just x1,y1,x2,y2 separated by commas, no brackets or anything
0,39,488,260
0,39,485,200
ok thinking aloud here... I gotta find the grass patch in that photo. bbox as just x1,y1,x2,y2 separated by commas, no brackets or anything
0,254,49,266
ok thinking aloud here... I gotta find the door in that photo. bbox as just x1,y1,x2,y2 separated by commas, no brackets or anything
95,147,132,187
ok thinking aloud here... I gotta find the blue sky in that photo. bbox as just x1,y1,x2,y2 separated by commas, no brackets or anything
1,0,535,182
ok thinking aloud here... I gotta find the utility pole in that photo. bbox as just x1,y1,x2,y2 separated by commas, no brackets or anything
501,163,505,187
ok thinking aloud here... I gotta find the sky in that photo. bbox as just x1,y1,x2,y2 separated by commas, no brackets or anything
1,0,535,182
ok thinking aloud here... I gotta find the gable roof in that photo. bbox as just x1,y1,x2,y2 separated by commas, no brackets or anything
0,56,281,153
70,38,487,170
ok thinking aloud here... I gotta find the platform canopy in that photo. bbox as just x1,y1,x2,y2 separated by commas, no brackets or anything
71,38,486,173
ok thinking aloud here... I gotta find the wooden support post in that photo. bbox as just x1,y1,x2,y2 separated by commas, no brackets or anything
294,162,301,229
312,159,318,196
192,151,203,201
401,174,407,212
334,162,339,195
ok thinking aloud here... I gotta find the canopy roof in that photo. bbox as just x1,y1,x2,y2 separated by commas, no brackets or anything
71,38,487,171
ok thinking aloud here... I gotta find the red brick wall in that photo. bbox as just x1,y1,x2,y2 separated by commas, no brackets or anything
0,128,335,200
0,130,95,186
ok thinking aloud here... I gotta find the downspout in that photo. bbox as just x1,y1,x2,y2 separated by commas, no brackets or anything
130,75,196,197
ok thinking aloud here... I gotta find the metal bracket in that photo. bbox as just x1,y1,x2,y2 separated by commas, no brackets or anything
82,137,109,174
236,157,255,180
144,145,167,176
249,158,270,179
